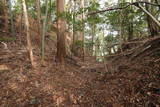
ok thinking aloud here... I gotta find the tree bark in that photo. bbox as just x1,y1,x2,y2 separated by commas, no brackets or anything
143,1,160,36
128,22,133,41
72,0,76,55
22,0,35,67
79,0,84,41
8,0,15,36
36,0,41,45
56,0,67,64
3,0,8,32
128,0,134,41
80,0,85,60
41,0,49,61
92,24,96,56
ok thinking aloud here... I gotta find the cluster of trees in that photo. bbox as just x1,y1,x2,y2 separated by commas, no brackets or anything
0,0,159,66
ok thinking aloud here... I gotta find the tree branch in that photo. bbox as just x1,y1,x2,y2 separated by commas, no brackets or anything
88,1,160,15
137,3,160,27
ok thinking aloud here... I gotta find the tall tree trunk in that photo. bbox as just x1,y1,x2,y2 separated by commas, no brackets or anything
80,0,85,60
41,0,49,61
128,22,133,41
128,0,133,41
56,0,66,64
79,0,84,41
36,0,41,45
20,0,23,44
3,0,8,32
72,0,76,55
91,24,96,56
8,0,15,36
48,0,52,22
22,0,35,67
119,0,125,52
47,0,52,32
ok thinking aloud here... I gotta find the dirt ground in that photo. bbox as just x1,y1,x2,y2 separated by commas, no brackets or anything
0,36,160,107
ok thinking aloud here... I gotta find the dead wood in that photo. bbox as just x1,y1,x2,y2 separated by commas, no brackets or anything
130,36,160,60
105,36,160,62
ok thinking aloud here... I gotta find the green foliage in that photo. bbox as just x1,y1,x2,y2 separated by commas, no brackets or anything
26,0,36,18
105,34,117,43
85,41,94,47
86,2,102,24
106,11,121,30
41,0,56,16
105,4,148,39
87,2,100,11
5,0,158,58
75,40,84,48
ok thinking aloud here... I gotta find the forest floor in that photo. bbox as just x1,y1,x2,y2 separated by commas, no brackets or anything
0,35,160,107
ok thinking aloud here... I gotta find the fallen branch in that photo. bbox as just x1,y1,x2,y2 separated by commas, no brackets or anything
105,37,160,61
131,45,151,59
130,37,160,60
93,41,144,48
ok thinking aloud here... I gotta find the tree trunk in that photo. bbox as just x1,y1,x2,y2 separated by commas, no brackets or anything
36,0,41,45
146,16,160,36
128,21,133,41
128,0,133,41
8,0,15,36
80,0,85,60
41,0,49,61
72,0,76,55
3,0,8,32
119,0,125,52
92,24,96,56
79,0,84,41
145,1,160,37
22,0,35,67
56,0,66,64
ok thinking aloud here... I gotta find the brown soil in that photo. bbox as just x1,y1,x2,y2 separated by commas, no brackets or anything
0,36,160,107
